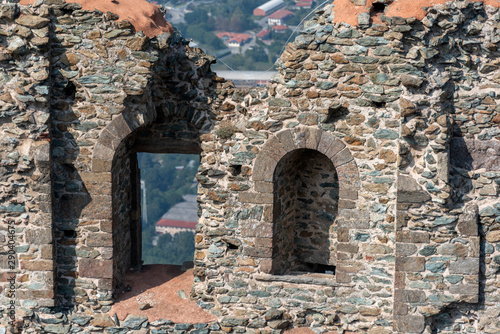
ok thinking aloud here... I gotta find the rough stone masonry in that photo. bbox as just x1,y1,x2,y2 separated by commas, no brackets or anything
0,0,500,333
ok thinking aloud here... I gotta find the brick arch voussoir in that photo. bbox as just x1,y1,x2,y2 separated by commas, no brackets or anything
252,126,360,197
91,113,141,172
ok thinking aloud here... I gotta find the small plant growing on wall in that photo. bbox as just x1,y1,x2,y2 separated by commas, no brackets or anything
216,121,236,140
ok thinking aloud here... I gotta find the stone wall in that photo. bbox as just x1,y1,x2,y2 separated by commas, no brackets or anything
0,0,55,309
0,0,500,333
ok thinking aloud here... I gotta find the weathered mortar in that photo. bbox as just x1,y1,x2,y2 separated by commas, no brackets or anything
0,0,499,333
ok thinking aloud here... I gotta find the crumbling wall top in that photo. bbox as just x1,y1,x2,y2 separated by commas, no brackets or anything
20,0,172,37
332,0,500,26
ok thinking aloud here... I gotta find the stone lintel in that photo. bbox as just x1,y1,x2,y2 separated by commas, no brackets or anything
254,273,340,286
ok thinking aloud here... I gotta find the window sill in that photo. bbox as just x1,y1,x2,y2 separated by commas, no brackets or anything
254,272,354,287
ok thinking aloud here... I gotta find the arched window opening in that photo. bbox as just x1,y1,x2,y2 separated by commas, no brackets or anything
110,121,202,295
272,149,339,275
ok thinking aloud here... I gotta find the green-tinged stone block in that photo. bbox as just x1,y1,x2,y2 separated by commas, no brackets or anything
419,246,436,256
433,216,458,226
374,129,398,140
426,262,447,273
409,281,432,289
445,275,464,284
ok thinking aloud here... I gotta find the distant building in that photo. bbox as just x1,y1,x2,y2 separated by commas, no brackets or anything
272,24,289,33
267,9,294,26
155,195,198,236
215,71,277,88
253,0,285,16
216,32,252,47
257,29,272,40
293,0,314,9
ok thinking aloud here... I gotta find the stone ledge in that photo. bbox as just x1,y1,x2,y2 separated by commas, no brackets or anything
254,273,354,287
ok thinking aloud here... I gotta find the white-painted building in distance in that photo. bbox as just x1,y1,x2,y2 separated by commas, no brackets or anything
253,0,285,16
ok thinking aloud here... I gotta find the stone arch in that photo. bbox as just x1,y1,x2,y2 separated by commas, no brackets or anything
91,113,140,173
83,103,214,290
245,126,360,279
252,126,359,201
91,102,213,173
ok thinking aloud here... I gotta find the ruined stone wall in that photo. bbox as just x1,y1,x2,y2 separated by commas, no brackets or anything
0,0,55,309
0,0,218,331
192,1,500,333
0,0,500,333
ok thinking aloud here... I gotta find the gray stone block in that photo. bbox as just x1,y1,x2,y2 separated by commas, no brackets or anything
449,258,479,275
397,174,431,204
394,289,426,303
394,315,425,333
457,203,479,236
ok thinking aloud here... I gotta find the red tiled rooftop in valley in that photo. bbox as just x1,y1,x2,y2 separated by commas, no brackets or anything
332,0,500,26
257,29,272,37
20,0,172,38
272,24,289,30
268,9,294,19
155,219,197,229
217,32,251,41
